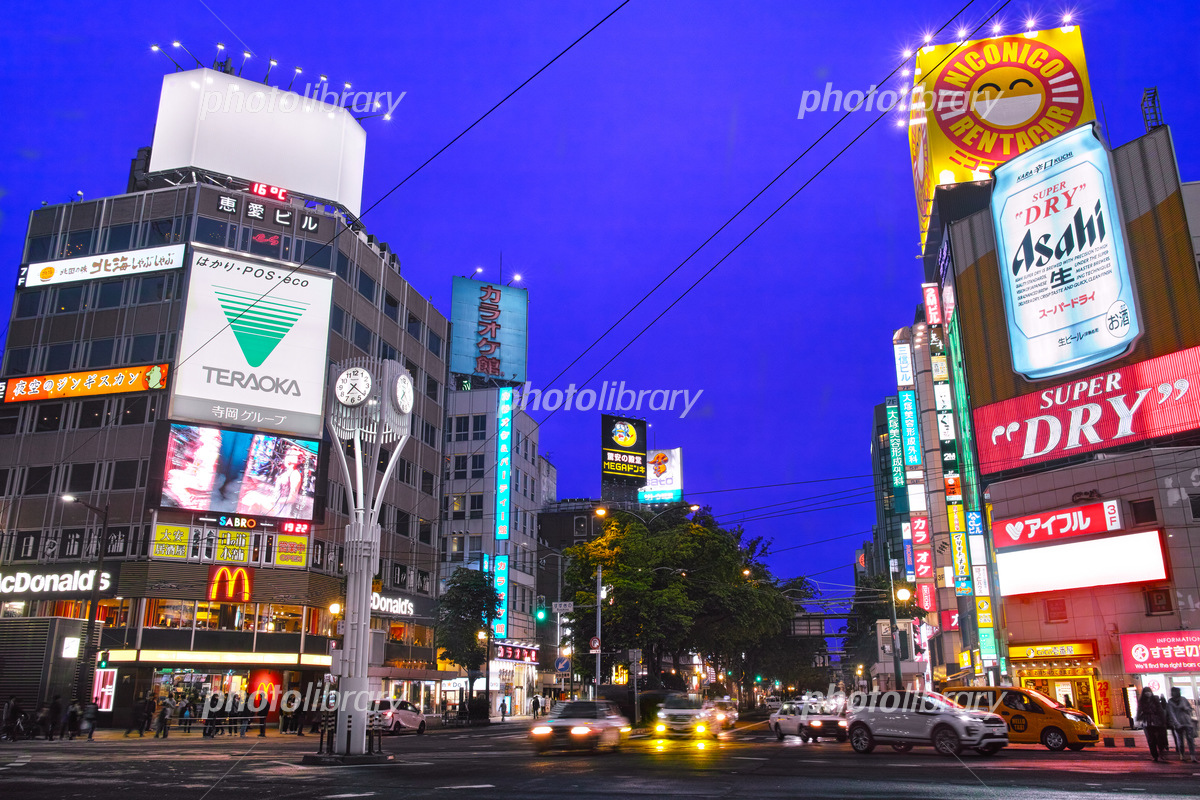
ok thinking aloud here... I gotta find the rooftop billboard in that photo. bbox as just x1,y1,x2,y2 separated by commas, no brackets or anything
449,277,529,384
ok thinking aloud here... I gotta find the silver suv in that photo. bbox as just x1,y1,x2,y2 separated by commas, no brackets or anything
846,691,1008,756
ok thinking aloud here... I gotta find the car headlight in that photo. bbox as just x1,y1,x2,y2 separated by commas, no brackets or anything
655,723,666,733
810,720,822,727
837,720,847,727
657,711,666,719
696,724,706,733
570,726,592,736
716,713,726,721
1063,712,1091,724
620,726,631,732
531,726,552,735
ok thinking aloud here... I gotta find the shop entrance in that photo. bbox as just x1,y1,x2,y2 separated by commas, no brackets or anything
1019,672,1098,722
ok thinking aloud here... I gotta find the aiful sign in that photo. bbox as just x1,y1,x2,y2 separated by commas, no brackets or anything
993,499,1121,549
975,343,1200,474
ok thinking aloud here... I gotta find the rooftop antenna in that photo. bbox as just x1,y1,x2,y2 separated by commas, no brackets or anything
1141,87,1164,133
171,41,204,68
150,44,183,71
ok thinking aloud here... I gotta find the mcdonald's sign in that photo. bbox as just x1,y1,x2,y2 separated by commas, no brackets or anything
208,565,253,602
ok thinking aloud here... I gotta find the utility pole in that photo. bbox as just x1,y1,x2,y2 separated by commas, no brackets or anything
595,564,602,700
887,559,903,690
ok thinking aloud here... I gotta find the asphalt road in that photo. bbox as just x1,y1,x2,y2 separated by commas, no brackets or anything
2,720,1199,799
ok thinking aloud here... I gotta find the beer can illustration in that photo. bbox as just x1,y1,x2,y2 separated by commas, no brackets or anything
990,123,1140,380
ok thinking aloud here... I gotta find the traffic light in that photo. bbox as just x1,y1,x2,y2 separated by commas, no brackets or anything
755,674,762,683
535,596,546,622
98,650,109,669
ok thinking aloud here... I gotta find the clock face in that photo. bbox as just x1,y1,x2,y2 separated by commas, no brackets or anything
394,373,414,415
335,367,372,407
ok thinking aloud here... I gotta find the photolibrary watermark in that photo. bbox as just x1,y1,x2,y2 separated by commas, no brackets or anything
198,683,387,719
791,684,1016,720
199,82,406,121
796,83,1006,119
518,381,704,419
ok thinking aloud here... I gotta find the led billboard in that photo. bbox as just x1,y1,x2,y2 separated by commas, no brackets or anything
171,248,333,438
18,244,186,288
639,448,683,503
495,388,513,540
601,414,647,486
948,125,1200,475
449,277,529,384
159,422,320,520
996,529,1166,596
909,27,1095,250
1,364,168,403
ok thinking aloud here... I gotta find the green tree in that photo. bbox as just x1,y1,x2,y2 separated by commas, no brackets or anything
435,567,501,694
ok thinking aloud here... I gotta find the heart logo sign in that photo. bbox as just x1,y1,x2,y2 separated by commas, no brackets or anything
1005,522,1024,541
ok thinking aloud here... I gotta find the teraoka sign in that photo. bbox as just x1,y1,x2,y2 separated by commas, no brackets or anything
171,248,333,437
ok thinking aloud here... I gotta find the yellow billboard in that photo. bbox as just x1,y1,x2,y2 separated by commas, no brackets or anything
151,524,190,560
273,534,309,568
909,27,1095,251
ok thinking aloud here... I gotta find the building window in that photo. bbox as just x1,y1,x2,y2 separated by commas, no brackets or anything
137,274,175,304
16,532,39,560
24,466,55,496
4,347,31,377
330,304,347,337
43,342,73,372
15,290,43,318
422,420,437,448
356,270,377,303
417,569,431,594
469,535,482,553
472,415,487,441
335,250,351,281
420,470,434,496
427,330,442,358
1131,499,1157,524
76,399,109,429
455,416,469,442
86,339,117,369
471,454,484,479
109,460,141,490
105,224,134,252
383,293,400,323
63,528,84,558
392,562,409,589
67,463,95,494
418,520,432,545
62,229,94,258
353,321,373,353
406,313,422,341
1045,598,1068,624
453,455,467,481
377,339,397,361
426,375,439,402
128,334,157,364
34,403,64,433
469,493,484,519
395,509,411,537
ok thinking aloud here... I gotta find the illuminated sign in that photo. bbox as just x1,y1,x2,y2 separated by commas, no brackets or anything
18,243,186,288
2,364,168,403
370,592,415,616
216,529,251,563
910,515,930,545
93,668,117,712
495,644,539,663
898,390,922,466
601,414,647,485
885,399,905,489
916,582,936,612
894,343,915,387
992,124,1138,381
976,343,1200,474
941,609,960,631
1009,641,1095,660
151,525,190,560
639,448,683,503
993,499,1121,549
909,27,1095,250
975,597,994,627
159,423,320,521
62,637,81,658
492,555,509,638
901,522,915,582
914,547,934,581
495,388,513,540
922,284,942,326
0,568,113,596
996,529,1165,596
280,521,311,535
950,530,970,577
449,277,529,383
249,182,289,202
1121,630,1200,674
274,534,308,568
171,247,333,438
208,565,253,602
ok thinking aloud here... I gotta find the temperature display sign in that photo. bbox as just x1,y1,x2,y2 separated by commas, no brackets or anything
249,182,288,202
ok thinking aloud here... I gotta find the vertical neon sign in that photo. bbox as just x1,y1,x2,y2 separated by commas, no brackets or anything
495,388,513,540
492,554,509,638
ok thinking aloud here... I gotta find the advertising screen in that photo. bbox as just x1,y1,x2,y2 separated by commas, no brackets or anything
909,27,1095,250
449,277,529,384
171,248,333,438
1120,630,1200,674
601,414,647,485
948,125,1199,474
995,529,1166,596
2,364,168,403
639,448,683,503
18,243,186,288
159,422,320,520
898,390,922,466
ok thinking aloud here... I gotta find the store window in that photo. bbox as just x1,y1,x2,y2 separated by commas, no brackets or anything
258,604,304,633
146,599,196,629
195,601,253,631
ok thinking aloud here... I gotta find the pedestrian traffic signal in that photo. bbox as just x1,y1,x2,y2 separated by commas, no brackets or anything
535,596,546,622
98,650,109,668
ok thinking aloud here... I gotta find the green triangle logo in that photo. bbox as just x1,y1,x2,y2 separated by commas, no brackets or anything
213,286,310,368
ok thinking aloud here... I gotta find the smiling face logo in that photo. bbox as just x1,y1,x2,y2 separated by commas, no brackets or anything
915,29,1093,182
611,421,637,448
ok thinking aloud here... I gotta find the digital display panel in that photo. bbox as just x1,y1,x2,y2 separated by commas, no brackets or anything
996,529,1166,596
159,423,320,520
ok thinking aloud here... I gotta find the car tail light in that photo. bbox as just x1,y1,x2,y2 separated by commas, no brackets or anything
570,726,592,736
531,726,552,735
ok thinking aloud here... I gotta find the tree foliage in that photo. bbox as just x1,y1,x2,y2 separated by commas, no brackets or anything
435,567,502,676
840,573,925,678
561,506,809,690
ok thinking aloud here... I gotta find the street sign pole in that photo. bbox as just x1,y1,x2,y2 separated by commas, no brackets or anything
595,564,602,701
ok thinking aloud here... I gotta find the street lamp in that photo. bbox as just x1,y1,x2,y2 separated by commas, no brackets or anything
592,503,699,528
61,494,109,705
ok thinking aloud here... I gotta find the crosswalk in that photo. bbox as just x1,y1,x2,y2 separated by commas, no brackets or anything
0,755,31,772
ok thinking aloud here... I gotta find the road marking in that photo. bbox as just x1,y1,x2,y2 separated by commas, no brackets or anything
323,794,376,799
437,786,495,790
731,756,768,760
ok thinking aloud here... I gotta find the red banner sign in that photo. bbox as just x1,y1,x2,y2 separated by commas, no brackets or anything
940,609,959,631
917,582,936,613
1121,630,1200,674
974,344,1200,475
914,546,934,580
910,515,931,546
993,500,1122,550
494,644,539,663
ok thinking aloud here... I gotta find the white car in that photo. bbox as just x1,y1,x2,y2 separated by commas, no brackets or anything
846,691,1008,756
765,696,782,712
707,699,739,730
530,700,630,753
769,700,848,742
374,699,426,735
655,694,719,738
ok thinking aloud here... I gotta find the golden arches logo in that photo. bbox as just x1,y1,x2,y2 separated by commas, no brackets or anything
253,680,278,698
208,566,252,602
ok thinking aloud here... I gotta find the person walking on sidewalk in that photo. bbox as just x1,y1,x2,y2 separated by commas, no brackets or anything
1167,687,1197,762
155,696,174,738
531,695,540,720
1138,686,1170,762
81,700,98,741
500,699,507,722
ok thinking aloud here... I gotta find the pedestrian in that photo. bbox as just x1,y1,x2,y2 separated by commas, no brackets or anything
47,696,62,741
1167,687,1197,763
1137,686,1170,762
2,695,20,741
126,694,145,737
65,699,81,740
142,694,157,736
81,700,98,741
500,699,507,722
237,697,251,737
203,694,219,738
180,700,193,733
155,696,174,738
531,695,540,719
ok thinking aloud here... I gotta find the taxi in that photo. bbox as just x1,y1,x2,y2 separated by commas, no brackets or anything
943,686,1099,751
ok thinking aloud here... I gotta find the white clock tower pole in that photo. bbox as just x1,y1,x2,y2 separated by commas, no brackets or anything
327,358,414,756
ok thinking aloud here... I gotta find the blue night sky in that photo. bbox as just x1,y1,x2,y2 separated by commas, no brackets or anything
2,1,1197,590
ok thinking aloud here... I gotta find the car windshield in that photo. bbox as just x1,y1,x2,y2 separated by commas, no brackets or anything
714,701,734,710
553,702,598,719
1021,687,1062,709
664,696,703,709
922,692,964,711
